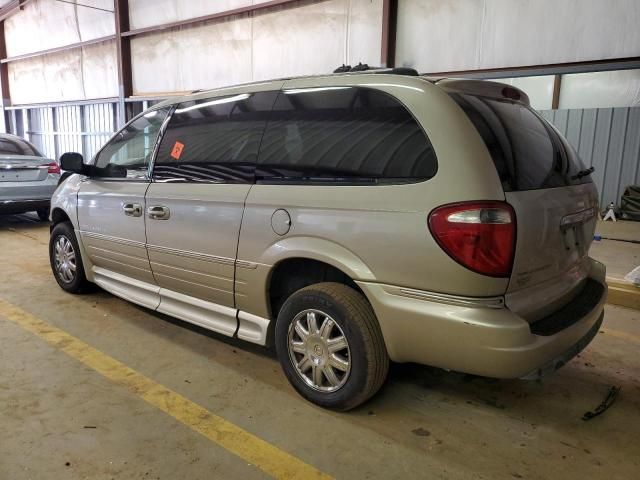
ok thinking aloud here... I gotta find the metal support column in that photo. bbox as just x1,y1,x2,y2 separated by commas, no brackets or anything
381,0,397,68
0,20,11,133
114,0,132,127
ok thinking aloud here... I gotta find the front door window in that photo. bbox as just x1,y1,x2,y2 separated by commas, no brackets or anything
93,107,171,180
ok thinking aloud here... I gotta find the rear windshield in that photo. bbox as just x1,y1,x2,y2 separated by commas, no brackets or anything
449,93,591,191
0,137,42,157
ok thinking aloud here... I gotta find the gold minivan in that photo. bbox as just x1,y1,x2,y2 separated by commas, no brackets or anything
49,71,606,410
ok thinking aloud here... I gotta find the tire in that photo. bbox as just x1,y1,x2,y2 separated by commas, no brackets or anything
49,221,90,293
36,208,49,222
275,282,389,411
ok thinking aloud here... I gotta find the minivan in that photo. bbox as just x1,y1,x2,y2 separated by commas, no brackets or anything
49,70,606,410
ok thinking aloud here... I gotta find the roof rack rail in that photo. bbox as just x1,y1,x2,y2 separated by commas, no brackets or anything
332,63,419,76
333,64,351,73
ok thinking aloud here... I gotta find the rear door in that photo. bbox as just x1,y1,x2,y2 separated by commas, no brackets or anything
144,88,279,336
448,90,599,321
77,107,171,308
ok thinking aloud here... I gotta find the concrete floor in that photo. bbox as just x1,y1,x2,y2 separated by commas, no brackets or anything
592,219,640,281
1,213,639,480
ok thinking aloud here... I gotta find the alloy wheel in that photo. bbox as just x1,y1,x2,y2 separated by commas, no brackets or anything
287,309,351,392
54,235,76,283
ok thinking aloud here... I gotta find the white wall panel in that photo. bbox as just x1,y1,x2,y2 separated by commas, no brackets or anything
252,0,347,81
81,41,119,100
396,0,484,73
396,0,640,73
347,0,383,67
129,0,302,30
77,0,116,41
559,70,640,109
8,40,118,104
131,18,253,95
129,0,252,29
5,0,114,57
131,0,382,95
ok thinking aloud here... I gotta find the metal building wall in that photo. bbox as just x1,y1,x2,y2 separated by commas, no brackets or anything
8,101,119,161
541,107,640,207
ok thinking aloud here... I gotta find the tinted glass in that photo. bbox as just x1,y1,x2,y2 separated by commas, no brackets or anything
94,107,171,180
449,93,590,191
153,91,278,183
0,137,42,157
257,87,437,183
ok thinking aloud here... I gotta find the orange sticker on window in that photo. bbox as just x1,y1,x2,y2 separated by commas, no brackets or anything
170,141,185,160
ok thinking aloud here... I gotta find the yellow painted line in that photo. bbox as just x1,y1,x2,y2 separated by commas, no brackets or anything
600,327,640,345
606,278,640,311
0,299,331,480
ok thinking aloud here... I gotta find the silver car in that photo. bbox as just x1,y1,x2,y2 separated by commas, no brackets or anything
48,72,606,410
0,133,60,220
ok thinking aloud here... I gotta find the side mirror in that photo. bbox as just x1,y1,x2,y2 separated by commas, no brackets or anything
59,152,85,174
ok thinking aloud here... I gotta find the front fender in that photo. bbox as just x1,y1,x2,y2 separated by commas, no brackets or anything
50,174,81,229
49,174,95,282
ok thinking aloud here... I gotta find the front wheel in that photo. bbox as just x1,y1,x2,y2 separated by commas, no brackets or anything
49,222,90,293
275,283,389,411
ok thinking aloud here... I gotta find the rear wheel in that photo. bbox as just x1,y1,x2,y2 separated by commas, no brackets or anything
275,282,389,410
49,222,89,293
36,208,49,222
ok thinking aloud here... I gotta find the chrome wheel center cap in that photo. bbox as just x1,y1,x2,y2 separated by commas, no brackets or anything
307,336,327,366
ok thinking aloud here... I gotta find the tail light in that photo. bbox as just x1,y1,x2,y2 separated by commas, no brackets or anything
428,201,516,278
46,162,61,174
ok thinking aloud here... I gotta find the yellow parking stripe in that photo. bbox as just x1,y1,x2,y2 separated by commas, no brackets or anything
601,327,640,345
0,299,331,480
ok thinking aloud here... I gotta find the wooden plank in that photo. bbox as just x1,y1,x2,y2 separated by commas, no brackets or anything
607,279,640,311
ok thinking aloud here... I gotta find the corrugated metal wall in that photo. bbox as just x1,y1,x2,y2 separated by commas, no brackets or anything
6,100,158,161
541,107,640,207
23,102,117,161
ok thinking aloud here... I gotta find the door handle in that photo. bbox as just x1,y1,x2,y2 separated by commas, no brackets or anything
147,205,170,220
123,203,142,217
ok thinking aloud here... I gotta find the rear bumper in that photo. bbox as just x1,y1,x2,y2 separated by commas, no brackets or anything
0,178,58,214
357,259,607,379
0,198,50,214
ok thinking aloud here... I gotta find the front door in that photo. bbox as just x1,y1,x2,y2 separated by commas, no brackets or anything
77,107,171,309
144,89,278,336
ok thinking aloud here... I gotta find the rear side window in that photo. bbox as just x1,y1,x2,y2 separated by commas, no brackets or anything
154,91,278,183
0,137,42,157
257,87,437,184
449,93,590,191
